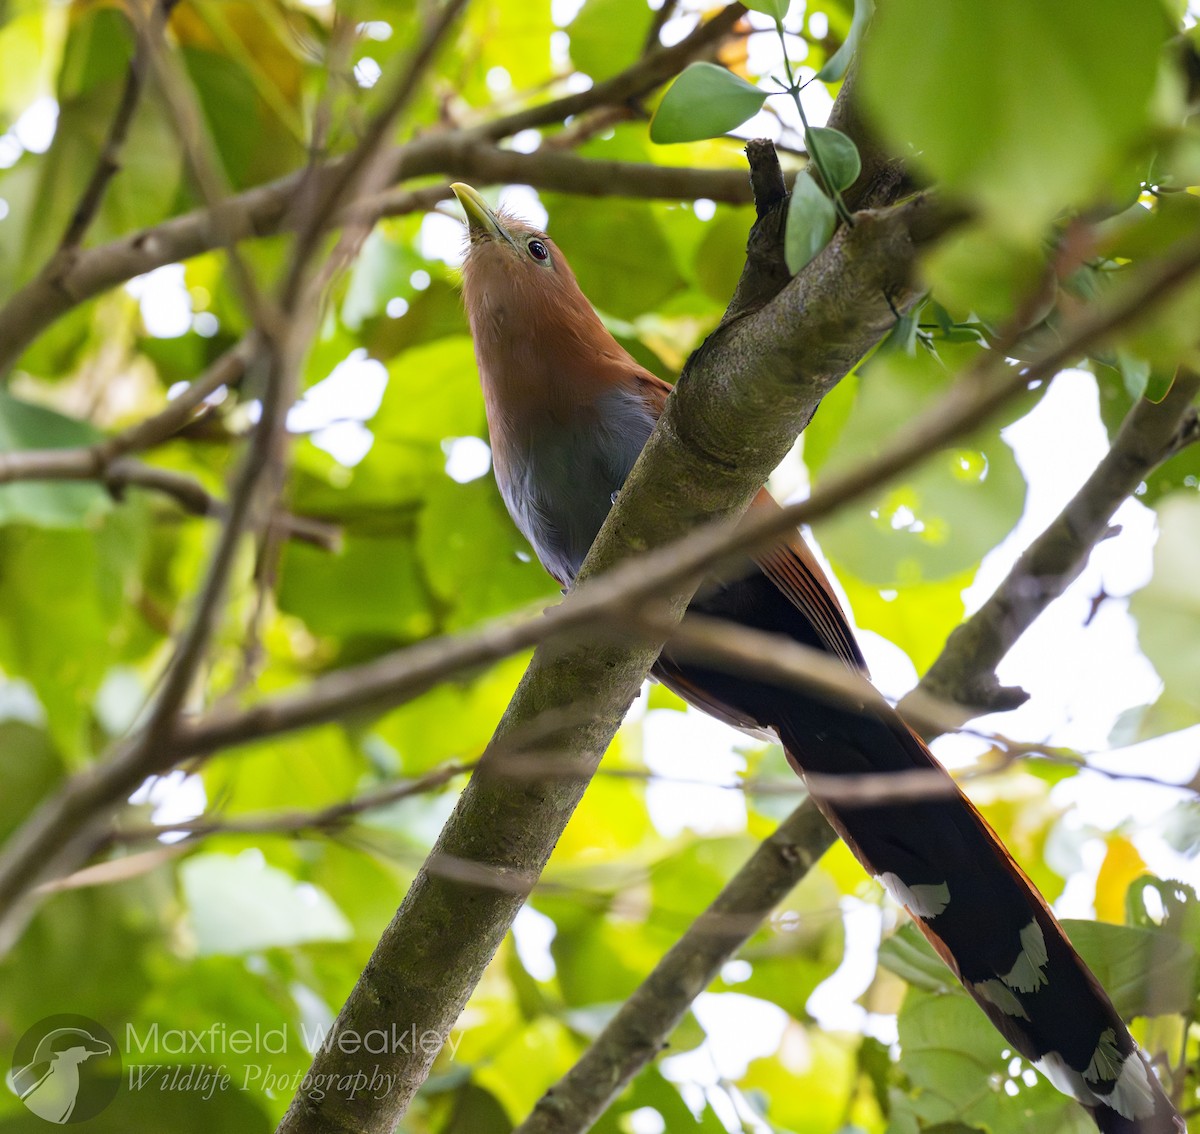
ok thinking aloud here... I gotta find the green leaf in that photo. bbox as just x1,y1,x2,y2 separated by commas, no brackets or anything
742,0,790,21
376,657,529,776
434,1083,512,1134
21,8,183,269
784,173,836,273
815,0,873,82
181,851,353,955
1130,493,1200,726
1111,347,1176,407
0,520,144,758
174,1,307,188
811,345,1028,585
589,1067,728,1134
717,862,846,1019
417,474,559,630
341,224,424,331
879,922,955,992
1093,365,1200,507
1144,367,1177,403
1063,918,1199,1019
650,62,766,144
897,981,1094,1133
837,567,969,675
202,724,365,817
694,205,756,305
1117,348,1152,400
1126,876,1200,944
739,1031,858,1132
0,392,110,527
568,0,651,80
805,125,861,192
0,12,56,126
0,720,63,845
861,0,1169,233
279,535,438,642
543,195,686,320
879,305,922,355
922,224,1046,324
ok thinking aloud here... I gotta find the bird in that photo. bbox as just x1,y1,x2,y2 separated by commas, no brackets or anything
449,181,1184,1134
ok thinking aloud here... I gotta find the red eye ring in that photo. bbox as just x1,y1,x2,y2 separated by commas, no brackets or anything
528,239,549,262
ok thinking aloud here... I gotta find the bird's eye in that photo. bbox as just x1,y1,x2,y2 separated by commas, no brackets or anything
527,239,550,262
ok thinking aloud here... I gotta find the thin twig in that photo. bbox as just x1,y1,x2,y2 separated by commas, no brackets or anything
130,0,277,334
54,0,184,256
0,451,338,549
280,0,469,309
55,51,144,255
114,761,477,844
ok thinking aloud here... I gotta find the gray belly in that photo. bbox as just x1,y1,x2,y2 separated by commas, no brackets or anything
496,389,658,584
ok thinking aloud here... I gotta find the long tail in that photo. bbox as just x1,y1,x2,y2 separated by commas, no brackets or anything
654,578,1182,1133
776,704,1181,1134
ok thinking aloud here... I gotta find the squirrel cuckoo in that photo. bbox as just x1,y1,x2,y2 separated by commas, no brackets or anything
450,182,1183,1134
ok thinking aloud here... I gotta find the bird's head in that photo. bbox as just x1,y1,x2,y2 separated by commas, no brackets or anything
450,183,601,348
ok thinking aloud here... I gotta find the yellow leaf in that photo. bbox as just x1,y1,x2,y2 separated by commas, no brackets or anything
1095,836,1147,924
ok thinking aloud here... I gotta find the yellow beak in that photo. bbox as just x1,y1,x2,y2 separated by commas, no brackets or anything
451,183,520,252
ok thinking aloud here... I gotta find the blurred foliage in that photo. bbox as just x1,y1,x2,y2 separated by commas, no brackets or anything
0,0,1198,1132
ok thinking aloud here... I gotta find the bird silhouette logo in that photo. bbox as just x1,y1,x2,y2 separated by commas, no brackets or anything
8,1015,120,1124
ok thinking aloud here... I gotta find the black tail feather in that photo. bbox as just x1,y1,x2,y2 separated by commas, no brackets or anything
778,705,1182,1134
653,570,1182,1133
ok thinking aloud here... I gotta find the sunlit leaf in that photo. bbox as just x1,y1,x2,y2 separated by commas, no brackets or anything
181,851,353,955
1094,837,1147,925
650,62,766,144
862,0,1169,232
568,0,651,80
811,346,1028,584
742,0,790,21
815,0,873,82
1130,493,1200,726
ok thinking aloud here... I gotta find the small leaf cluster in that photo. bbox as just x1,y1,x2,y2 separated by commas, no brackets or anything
651,0,872,271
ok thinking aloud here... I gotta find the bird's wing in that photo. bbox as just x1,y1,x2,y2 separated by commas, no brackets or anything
629,367,864,673
750,493,867,673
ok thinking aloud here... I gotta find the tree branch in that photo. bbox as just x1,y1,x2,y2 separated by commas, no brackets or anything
67,201,1200,774
271,90,929,1129
0,451,340,550
0,6,748,377
513,800,835,1134
905,369,1200,726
